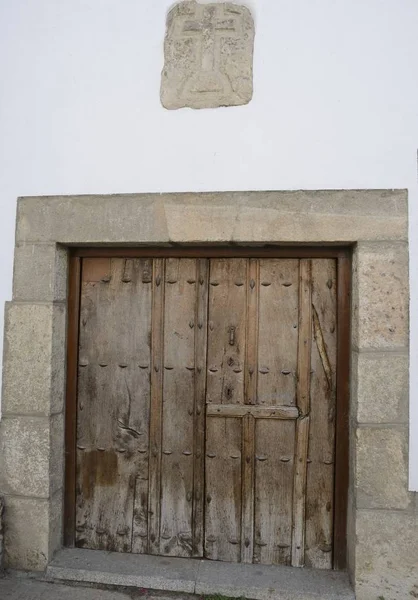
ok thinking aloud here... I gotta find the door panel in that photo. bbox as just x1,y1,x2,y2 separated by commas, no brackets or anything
159,259,199,557
204,416,242,562
206,259,247,406
76,258,152,552
204,258,337,568
257,259,299,406
75,255,338,568
305,259,337,569
254,418,295,565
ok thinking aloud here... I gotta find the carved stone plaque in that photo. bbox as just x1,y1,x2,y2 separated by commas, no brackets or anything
161,1,254,110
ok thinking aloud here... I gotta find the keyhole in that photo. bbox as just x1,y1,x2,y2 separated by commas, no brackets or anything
225,387,233,400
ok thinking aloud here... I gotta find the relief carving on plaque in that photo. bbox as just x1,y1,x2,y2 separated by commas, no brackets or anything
161,1,255,110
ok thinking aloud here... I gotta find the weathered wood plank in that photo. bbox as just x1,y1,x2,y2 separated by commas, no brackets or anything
245,259,259,406
290,259,313,566
205,417,242,562
206,404,299,419
254,419,295,565
241,414,255,563
159,259,196,557
127,259,153,554
148,258,165,555
206,259,247,406
296,259,312,416
257,259,299,406
76,258,151,553
305,259,337,569
192,259,209,556
291,415,310,566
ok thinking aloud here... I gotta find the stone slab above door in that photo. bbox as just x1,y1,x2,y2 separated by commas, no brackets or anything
161,2,255,110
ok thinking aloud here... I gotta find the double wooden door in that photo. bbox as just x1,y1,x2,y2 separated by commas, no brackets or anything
74,256,339,568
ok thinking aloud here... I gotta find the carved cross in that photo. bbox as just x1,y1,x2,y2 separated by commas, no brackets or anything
175,6,240,73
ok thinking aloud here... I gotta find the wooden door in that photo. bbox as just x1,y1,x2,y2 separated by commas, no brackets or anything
75,257,207,557
73,254,340,568
204,258,337,568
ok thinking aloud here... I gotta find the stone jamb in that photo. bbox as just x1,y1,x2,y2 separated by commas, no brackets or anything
0,190,415,600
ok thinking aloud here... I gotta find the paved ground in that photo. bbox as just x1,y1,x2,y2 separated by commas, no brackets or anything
0,574,192,600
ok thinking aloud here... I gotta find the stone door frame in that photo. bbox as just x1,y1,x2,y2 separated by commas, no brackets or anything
0,191,411,600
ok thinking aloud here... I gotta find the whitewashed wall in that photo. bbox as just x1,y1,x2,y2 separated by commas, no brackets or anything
0,0,417,489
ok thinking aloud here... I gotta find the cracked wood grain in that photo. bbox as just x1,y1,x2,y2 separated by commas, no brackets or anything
148,258,165,554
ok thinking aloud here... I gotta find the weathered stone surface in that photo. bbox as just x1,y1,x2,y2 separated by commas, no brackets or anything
47,548,354,599
352,242,409,349
2,302,66,415
0,496,4,574
48,548,199,593
50,414,65,495
16,190,407,244
0,417,50,497
0,578,134,600
355,509,418,600
3,495,58,570
356,427,412,509
345,490,356,582
49,489,64,560
0,413,63,498
161,1,254,110
16,195,171,244
352,351,409,423
13,244,68,302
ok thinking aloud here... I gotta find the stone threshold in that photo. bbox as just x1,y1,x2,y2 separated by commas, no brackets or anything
46,548,354,600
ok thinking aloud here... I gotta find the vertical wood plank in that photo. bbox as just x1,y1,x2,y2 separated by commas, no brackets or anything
192,258,209,556
241,414,255,563
160,258,196,557
204,417,242,562
148,258,165,555
291,415,310,566
333,254,351,570
131,259,155,554
253,419,295,565
297,259,312,416
64,255,81,547
206,259,247,406
245,259,259,405
305,259,337,569
257,260,299,406
292,258,313,567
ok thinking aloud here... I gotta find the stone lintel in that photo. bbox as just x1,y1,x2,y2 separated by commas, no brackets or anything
16,190,407,244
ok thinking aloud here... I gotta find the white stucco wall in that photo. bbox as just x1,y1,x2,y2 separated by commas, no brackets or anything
0,0,417,489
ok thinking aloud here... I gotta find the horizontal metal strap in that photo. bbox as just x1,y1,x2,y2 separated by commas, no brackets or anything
206,404,299,419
